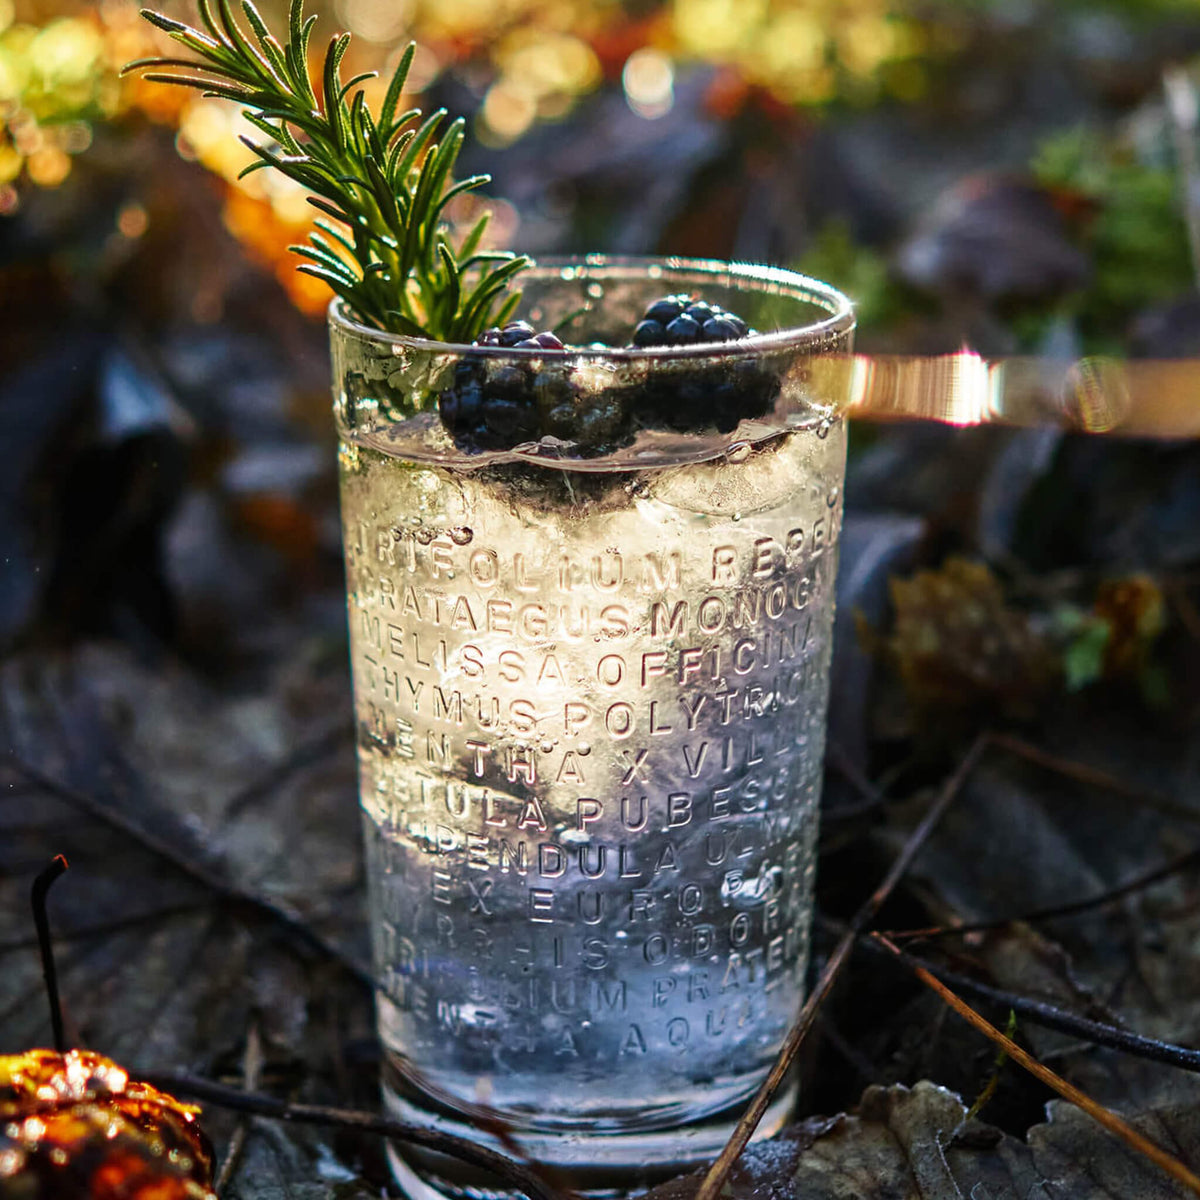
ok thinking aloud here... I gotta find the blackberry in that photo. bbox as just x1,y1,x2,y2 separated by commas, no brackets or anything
439,321,632,455
628,294,777,433
630,293,751,348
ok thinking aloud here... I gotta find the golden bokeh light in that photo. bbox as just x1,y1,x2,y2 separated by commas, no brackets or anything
622,47,673,119
480,76,538,145
335,0,415,44
25,143,69,185
0,143,21,182
117,201,148,238
674,0,769,58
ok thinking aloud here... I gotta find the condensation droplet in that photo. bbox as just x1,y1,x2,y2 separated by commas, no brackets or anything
577,742,591,756
586,282,604,299
816,418,832,439
725,441,751,463
414,527,434,544
390,526,404,541
827,486,840,507
450,526,473,545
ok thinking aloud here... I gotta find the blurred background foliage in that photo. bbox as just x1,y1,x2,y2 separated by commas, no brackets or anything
5,0,1200,346
5,0,1200,660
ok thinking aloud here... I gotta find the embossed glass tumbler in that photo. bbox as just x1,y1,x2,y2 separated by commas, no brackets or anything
332,258,854,1195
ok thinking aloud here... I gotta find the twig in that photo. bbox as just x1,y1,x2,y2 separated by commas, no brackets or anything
691,732,989,1200
31,856,69,1053
139,1070,559,1200
214,1024,264,1194
873,932,1200,1197
841,926,1200,1075
10,756,374,991
884,845,1200,942
988,733,1200,826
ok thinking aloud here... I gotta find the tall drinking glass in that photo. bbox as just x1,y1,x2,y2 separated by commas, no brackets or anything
332,257,854,1195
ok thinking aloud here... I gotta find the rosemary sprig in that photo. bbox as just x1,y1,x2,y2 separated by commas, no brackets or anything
124,0,529,341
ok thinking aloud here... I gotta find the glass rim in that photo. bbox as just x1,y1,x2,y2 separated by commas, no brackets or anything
328,254,855,360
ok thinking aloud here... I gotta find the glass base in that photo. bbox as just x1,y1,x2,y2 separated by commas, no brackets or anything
382,1076,798,1199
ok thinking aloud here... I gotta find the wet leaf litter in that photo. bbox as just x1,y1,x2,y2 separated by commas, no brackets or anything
5,1,1200,1196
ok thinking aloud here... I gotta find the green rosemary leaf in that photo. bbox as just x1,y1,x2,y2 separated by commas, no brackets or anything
286,0,305,53
381,106,421,150
437,241,462,324
238,136,331,194
236,158,273,180
295,263,369,309
308,229,355,266
122,55,230,78
321,32,352,149
456,254,528,336
286,10,318,108
389,109,445,194
457,211,490,262
379,42,414,136
291,243,360,282
313,218,357,255
384,127,415,185
382,309,431,338
137,16,228,66
215,0,274,83
363,156,402,230
337,71,377,104
240,0,288,81
131,0,528,340
195,0,224,42
357,98,384,164
428,174,488,236
416,119,465,224
306,195,355,225
139,10,191,36
139,72,249,100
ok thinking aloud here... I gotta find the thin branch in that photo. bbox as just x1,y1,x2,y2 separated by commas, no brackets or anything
874,932,1200,1197
31,856,69,1053
839,924,1200,1075
989,732,1200,827
139,1070,559,1200
692,732,990,1200
214,1023,264,1193
885,845,1200,942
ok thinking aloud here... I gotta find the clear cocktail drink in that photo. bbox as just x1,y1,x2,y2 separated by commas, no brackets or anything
333,258,853,1193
